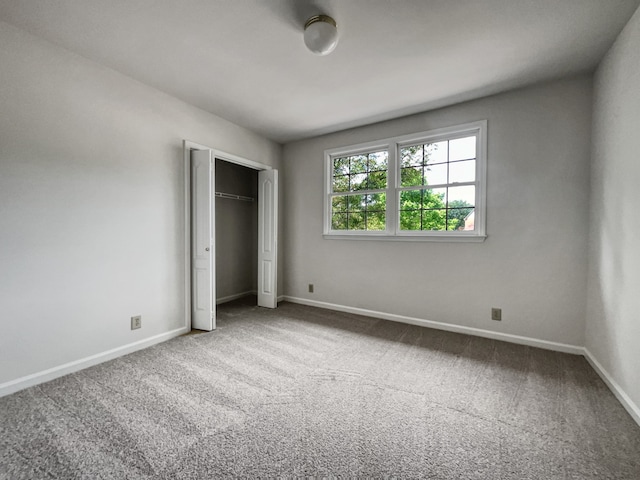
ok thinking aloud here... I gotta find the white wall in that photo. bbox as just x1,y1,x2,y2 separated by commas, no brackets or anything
586,6,640,415
0,22,281,389
283,76,592,347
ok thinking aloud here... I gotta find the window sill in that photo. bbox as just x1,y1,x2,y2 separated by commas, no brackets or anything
323,233,487,243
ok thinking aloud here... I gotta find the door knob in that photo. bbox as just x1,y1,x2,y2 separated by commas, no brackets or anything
205,247,210,251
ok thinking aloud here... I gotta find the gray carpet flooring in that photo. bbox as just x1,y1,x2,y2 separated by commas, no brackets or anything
1,298,639,479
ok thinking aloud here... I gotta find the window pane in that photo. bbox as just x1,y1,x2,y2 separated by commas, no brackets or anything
399,209,421,230
425,141,447,164
366,210,386,231
424,163,448,186
366,193,386,210
449,136,476,161
400,190,422,210
334,157,349,176
368,170,387,189
348,194,365,212
333,175,349,192
348,212,365,230
447,185,475,207
332,213,348,230
400,145,423,167
349,155,367,174
422,209,447,231
449,159,475,183
400,188,446,210
447,207,475,231
460,208,475,231
368,151,388,171
350,173,367,191
332,195,348,212
423,188,447,209
401,167,422,187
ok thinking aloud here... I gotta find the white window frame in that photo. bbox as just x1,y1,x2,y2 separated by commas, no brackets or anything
323,120,487,242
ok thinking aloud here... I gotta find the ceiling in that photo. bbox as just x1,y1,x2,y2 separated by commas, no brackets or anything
1,0,639,143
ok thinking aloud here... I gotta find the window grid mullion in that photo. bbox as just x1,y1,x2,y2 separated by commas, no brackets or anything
386,145,396,234
420,189,424,230
396,181,476,192
445,139,450,231
329,189,386,198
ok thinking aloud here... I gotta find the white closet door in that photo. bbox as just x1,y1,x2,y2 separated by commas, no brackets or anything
191,149,215,330
257,169,278,308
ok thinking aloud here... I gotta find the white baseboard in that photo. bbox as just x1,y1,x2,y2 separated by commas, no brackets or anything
0,326,189,398
216,291,285,305
583,348,640,426
216,290,257,305
282,296,584,355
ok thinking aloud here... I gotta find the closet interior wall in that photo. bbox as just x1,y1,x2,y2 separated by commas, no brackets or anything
215,159,258,303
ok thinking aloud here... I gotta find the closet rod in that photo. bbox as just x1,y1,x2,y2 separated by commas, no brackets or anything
215,191,255,202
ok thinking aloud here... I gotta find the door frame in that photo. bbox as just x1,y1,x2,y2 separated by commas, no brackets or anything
183,140,276,330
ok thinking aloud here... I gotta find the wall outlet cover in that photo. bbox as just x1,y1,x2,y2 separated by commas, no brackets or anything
131,315,142,330
491,308,502,321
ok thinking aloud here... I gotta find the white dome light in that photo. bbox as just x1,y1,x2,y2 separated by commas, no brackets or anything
304,15,338,56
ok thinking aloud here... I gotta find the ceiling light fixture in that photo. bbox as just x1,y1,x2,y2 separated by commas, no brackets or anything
304,15,338,56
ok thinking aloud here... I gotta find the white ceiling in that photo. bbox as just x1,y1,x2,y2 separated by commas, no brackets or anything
1,0,639,143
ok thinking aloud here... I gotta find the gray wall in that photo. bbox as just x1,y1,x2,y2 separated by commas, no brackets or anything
283,75,592,347
215,160,258,300
586,6,640,414
0,21,281,387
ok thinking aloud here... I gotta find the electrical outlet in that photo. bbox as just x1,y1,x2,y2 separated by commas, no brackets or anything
491,308,502,321
308,284,314,293
131,315,142,330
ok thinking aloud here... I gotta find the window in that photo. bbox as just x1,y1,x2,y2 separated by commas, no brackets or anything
331,151,388,231
324,121,486,241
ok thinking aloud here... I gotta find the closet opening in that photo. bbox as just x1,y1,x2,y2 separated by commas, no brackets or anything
215,159,258,307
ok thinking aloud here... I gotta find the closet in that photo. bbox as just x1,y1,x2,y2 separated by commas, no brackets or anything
214,159,258,305
188,142,278,330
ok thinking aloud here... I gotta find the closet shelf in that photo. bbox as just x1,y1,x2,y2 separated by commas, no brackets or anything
215,191,255,202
